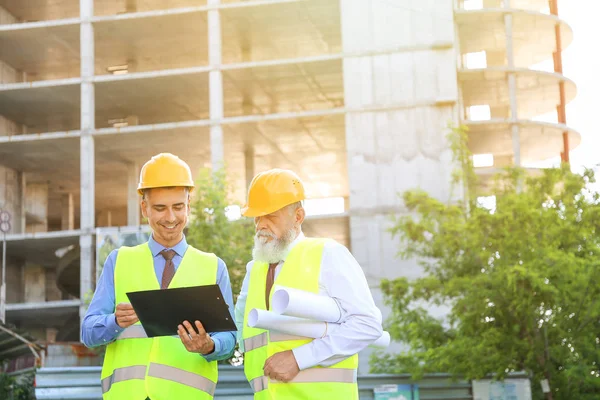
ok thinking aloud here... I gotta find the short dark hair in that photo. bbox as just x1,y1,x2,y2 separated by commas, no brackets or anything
141,187,190,201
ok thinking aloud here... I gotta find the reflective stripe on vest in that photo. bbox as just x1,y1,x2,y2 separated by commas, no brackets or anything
147,363,217,396
244,332,267,352
117,325,147,340
269,332,308,342
250,368,357,393
102,365,146,393
101,244,220,399
244,332,309,352
250,376,268,393
101,363,217,396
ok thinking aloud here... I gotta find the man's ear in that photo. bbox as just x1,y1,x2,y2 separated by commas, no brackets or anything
295,207,305,227
141,199,148,218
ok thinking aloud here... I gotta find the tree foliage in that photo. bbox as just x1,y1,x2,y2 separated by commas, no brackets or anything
372,126,600,400
186,167,255,300
0,372,35,400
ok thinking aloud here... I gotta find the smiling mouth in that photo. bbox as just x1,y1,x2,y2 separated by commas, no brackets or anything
161,223,179,230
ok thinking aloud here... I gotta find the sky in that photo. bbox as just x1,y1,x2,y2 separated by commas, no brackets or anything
554,0,600,171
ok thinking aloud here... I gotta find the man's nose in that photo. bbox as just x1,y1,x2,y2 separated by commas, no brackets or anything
166,208,176,221
255,216,266,231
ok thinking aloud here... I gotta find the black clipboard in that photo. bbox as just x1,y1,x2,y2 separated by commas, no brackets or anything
126,284,237,338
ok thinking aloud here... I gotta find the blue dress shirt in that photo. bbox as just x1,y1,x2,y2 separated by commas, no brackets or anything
81,234,236,362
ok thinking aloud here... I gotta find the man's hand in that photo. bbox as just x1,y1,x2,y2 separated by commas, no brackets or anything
178,320,215,355
263,350,300,383
115,303,139,328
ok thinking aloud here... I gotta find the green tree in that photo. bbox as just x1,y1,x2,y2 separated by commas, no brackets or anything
372,126,600,400
186,167,255,300
0,372,35,400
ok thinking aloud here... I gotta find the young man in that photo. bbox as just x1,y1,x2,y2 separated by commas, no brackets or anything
82,153,236,400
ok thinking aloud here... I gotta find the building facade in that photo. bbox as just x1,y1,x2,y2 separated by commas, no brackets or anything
0,0,577,371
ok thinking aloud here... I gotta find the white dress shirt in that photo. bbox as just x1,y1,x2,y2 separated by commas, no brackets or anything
234,232,383,370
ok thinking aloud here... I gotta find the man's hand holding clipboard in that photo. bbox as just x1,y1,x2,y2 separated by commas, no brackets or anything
126,284,237,354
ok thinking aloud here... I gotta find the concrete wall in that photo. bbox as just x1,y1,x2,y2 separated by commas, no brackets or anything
0,165,24,234
0,59,21,84
25,182,48,233
340,0,459,372
6,260,23,303
24,263,45,303
45,269,63,302
0,115,23,135
0,5,18,25
96,208,128,228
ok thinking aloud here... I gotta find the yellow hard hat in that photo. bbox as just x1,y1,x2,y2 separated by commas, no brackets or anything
137,153,194,195
241,169,306,217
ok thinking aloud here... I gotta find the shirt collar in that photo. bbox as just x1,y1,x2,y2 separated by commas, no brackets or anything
148,234,188,257
281,231,305,261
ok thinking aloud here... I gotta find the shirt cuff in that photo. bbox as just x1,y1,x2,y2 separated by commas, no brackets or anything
292,343,317,371
101,314,125,343
108,314,125,332
201,336,221,362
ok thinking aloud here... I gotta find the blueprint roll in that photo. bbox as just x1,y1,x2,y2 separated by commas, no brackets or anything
247,309,328,338
247,309,391,348
271,286,342,323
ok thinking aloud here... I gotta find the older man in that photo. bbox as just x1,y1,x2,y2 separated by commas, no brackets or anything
234,168,382,399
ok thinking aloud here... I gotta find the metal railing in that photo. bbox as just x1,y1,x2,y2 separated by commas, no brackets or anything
31,365,530,400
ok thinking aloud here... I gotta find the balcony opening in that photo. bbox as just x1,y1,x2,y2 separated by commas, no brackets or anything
463,0,483,10
303,197,345,217
477,195,496,213
473,153,494,168
465,51,487,69
468,105,491,121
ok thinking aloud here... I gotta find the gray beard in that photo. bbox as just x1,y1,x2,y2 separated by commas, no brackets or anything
252,228,297,264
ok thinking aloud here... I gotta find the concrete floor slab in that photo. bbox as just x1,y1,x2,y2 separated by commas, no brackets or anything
0,21,80,81
456,8,573,67
466,119,581,162
459,67,577,119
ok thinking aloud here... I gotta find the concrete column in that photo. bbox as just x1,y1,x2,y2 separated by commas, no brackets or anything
0,165,25,234
61,193,74,231
504,6,521,166
18,172,25,233
127,163,140,226
24,263,45,303
25,182,48,233
80,0,95,326
45,269,62,302
208,0,224,171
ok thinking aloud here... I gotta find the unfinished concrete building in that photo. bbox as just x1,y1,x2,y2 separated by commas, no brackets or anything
0,0,577,371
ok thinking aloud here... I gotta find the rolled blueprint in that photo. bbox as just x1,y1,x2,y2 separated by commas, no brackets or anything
248,309,328,338
248,309,390,349
272,285,342,323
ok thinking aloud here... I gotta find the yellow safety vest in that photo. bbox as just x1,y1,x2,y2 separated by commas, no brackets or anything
100,243,219,400
242,237,359,400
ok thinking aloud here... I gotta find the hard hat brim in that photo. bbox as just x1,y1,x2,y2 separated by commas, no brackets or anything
240,204,277,218
137,183,195,196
